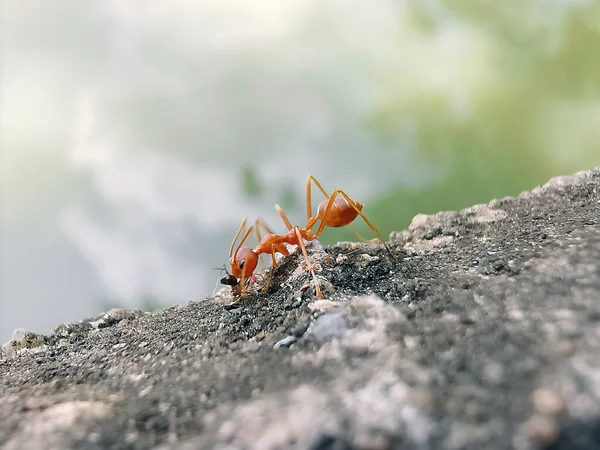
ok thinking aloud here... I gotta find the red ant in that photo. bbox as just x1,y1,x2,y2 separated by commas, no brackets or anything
223,175,394,299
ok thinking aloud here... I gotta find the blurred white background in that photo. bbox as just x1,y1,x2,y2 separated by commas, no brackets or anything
1,1,429,342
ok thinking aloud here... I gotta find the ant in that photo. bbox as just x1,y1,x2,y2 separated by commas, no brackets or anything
222,175,394,300
215,219,275,298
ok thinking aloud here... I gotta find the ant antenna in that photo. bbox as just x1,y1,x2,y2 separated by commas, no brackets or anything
212,264,234,296
211,263,241,297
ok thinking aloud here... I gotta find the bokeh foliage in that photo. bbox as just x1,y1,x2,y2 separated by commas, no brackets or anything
322,0,600,244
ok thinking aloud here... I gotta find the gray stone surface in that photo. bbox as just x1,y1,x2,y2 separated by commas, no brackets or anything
1,167,600,450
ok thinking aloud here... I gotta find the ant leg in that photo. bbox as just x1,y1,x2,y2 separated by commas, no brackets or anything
348,224,378,243
234,225,255,259
253,218,272,272
312,191,343,239
232,241,260,300
306,175,330,228
229,216,249,259
274,204,293,230
235,270,248,300
252,220,264,272
262,243,289,293
293,226,324,299
315,190,396,260
262,247,279,293
255,217,278,268
228,217,254,268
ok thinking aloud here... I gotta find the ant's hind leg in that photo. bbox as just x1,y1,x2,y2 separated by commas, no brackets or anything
261,250,278,293
340,191,388,245
348,224,379,243
315,190,396,260
262,244,289,293
305,175,330,227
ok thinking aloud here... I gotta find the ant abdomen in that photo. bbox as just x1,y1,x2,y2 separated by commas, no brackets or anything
317,196,363,228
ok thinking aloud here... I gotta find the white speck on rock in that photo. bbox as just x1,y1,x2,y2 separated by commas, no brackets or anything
464,204,508,224
532,388,567,416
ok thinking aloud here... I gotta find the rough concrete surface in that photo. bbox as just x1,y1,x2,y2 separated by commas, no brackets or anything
1,168,600,450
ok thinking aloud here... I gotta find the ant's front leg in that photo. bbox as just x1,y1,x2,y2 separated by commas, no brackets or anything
230,272,256,301
261,244,289,294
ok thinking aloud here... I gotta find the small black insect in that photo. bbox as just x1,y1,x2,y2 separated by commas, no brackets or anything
220,273,239,287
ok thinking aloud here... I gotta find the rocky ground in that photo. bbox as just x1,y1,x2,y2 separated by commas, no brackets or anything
1,167,600,450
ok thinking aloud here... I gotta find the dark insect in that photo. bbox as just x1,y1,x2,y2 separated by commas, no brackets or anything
220,273,239,287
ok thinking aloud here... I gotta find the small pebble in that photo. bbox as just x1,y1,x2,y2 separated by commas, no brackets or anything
356,253,379,269
307,299,337,313
556,340,577,356
2,329,46,355
482,361,505,385
522,414,560,445
306,310,349,341
532,388,567,416
404,335,420,350
411,389,434,410
273,336,297,349
22,397,53,411
336,254,348,264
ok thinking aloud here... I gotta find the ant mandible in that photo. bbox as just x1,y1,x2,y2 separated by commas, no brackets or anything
223,175,394,300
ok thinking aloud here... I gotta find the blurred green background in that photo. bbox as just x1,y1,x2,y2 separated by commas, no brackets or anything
2,0,599,341
243,0,600,244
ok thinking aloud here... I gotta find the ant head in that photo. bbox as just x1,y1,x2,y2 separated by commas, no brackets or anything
230,247,258,279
